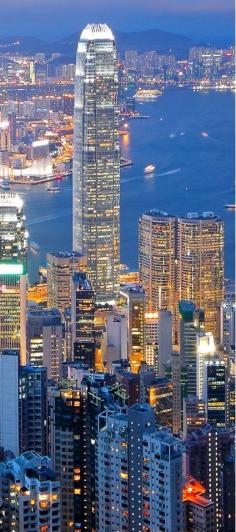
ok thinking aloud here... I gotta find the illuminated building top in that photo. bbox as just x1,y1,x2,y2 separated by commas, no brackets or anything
79,24,114,43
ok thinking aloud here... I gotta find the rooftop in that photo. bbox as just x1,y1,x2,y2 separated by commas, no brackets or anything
80,24,114,43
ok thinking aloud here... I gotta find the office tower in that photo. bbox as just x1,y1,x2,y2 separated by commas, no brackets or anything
144,376,173,429
206,360,229,429
50,384,83,531
47,251,86,313
71,272,96,368
125,50,139,70
0,349,19,455
144,311,158,369
123,286,145,373
113,364,140,405
220,299,236,354
186,426,234,531
179,301,205,397
139,210,176,313
19,366,48,455
50,373,121,532
158,310,172,376
0,451,60,531
178,212,224,339
223,455,235,531
97,407,183,532
73,24,120,304
165,353,188,435
196,332,215,399
101,312,128,370
0,192,27,364
183,476,215,531
27,307,63,380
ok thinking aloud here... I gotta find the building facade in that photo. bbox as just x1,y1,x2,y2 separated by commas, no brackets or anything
73,24,120,304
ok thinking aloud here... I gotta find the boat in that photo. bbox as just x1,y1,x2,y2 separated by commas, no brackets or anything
201,131,208,137
169,132,176,139
144,164,156,174
47,186,60,192
224,204,235,211
0,179,10,191
120,158,133,168
30,241,40,253
134,88,162,100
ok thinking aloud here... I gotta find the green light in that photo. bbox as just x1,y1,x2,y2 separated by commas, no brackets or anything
0,264,24,275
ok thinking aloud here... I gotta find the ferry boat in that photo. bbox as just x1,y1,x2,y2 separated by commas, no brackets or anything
201,131,208,137
224,204,235,211
144,164,156,174
47,186,60,192
30,241,40,253
134,88,162,100
169,132,176,139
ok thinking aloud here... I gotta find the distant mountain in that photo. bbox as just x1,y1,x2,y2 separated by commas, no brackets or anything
0,28,196,58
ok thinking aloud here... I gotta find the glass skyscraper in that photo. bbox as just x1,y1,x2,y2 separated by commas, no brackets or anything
73,24,120,304
0,192,27,363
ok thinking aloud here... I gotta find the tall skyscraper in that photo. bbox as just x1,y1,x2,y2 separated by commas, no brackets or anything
0,349,19,455
178,212,224,339
73,24,120,304
179,301,205,397
97,406,183,531
71,272,96,368
19,365,48,456
0,192,27,364
122,285,145,373
47,251,86,313
139,210,176,313
205,360,229,429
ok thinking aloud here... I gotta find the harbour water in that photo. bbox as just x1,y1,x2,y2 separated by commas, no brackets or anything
17,88,234,282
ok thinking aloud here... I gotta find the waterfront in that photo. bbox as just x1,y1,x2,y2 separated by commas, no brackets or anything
18,88,234,283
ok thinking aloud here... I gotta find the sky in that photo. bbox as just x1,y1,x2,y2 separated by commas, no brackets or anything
0,0,234,41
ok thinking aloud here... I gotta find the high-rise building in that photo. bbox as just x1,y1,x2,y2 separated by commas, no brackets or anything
178,212,224,339
186,426,234,531
97,406,183,532
47,251,86,313
179,301,205,397
26,307,63,380
183,476,215,531
206,360,229,429
196,332,215,399
73,24,120,304
139,210,176,313
19,365,48,456
0,192,27,364
223,455,235,532
71,272,96,368
0,451,60,531
220,299,236,354
144,376,173,429
122,286,145,373
0,349,19,455
101,311,128,370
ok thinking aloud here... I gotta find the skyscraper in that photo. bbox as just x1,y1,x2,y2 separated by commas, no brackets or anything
71,272,96,368
122,285,145,373
139,210,176,313
73,24,120,304
47,251,86,313
179,301,205,397
0,192,27,364
19,365,48,456
0,349,19,455
178,212,224,339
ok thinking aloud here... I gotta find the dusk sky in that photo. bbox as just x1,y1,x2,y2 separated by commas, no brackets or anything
0,0,234,41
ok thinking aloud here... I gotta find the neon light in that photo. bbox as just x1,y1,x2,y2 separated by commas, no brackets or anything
0,264,24,275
